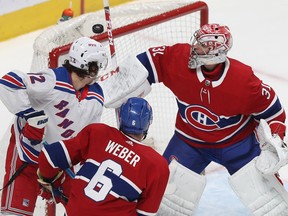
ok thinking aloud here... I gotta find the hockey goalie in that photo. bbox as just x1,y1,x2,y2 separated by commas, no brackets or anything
109,23,288,216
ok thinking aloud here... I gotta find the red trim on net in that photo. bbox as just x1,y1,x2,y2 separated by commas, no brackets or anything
48,1,209,68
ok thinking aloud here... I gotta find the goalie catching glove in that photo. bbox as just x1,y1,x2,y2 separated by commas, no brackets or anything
256,119,288,175
37,169,68,204
22,110,48,145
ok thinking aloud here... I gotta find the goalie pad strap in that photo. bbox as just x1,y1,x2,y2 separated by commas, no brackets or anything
229,158,288,216
157,160,206,216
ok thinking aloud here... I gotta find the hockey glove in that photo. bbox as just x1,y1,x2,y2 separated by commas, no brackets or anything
256,119,288,175
269,120,286,140
22,110,48,145
37,169,68,204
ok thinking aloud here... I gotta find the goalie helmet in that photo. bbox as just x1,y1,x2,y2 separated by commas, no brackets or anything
188,23,233,69
68,37,108,77
119,97,153,137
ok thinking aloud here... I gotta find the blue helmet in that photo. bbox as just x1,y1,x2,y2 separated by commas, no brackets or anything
119,97,153,136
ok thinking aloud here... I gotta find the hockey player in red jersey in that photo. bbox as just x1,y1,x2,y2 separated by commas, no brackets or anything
133,23,287,215
37,97,169,216
0,37,108,215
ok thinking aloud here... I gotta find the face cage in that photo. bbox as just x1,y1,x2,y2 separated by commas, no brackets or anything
188,36,227,69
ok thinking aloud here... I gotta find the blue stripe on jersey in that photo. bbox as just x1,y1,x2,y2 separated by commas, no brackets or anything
0,79,24,89
86,95,104,106
77,161,97,179
54,86,75,94
19,143,39,164
16,107,36,117
253,98,283,120
20,139,40,156
106,170,140,201
52,67,75,95
137,52,155,84
77,161,140,201
177,100,243,129
0,72,26,89
52,67,104,103
44,142,70,169
53,67,72,84
22,152,37,164
87,83,104,105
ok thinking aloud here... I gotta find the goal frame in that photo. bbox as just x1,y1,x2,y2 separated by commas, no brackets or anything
49,1,208,68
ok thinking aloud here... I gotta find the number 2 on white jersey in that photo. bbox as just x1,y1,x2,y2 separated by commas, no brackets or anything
84,159,122,202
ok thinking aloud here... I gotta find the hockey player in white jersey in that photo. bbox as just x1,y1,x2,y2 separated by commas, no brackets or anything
0,36,108,215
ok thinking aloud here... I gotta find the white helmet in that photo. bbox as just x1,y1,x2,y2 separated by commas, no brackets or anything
188,23,233,69
69,37,108,76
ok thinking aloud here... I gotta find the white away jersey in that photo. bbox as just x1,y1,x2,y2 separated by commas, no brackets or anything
0,67,104,163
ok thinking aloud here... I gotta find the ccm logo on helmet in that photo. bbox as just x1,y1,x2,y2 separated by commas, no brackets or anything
88,43,98,47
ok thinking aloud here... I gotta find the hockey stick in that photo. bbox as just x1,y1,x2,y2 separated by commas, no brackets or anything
0,162,28,191
103,0,118,72
102,0,121,126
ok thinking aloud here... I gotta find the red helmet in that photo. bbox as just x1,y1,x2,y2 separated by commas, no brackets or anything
188,23,233,69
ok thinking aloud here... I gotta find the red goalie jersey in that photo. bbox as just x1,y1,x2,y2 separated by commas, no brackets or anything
136,43,286,148
38,123,169,216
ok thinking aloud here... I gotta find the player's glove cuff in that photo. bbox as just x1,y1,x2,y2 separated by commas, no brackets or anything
22,110,48,145
37,169,67,204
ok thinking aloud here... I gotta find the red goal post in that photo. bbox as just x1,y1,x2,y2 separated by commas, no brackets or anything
48,1,208,68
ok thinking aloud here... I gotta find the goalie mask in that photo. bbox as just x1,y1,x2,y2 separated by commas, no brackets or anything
119,97,153,139
68,37,108,78
188,23,233,69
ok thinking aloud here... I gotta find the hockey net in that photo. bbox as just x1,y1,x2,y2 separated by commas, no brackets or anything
31,0,208,152
3,0,208,215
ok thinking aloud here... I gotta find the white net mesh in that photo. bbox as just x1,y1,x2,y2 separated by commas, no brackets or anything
30,0,206,154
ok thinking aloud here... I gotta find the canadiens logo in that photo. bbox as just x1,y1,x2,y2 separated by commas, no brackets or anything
184,105,242,131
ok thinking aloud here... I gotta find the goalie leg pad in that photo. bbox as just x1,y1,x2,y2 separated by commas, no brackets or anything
157,160,206,216
228,158,288,216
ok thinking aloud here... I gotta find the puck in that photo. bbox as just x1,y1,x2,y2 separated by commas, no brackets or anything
92,24,104,34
